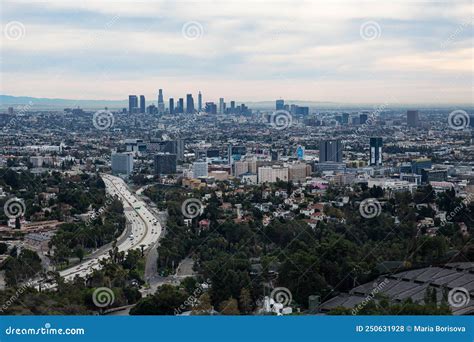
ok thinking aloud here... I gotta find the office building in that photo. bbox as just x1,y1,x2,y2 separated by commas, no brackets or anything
205,102,217,114
319,139,343,163
407,110,419,127
169,98,175,115
219,98,225,114
154,153,177,175
186,94,194,114
111,152,134,175
342,113,350,125
230,101,236,114
158,89,165,114
258,166,288,184
158,139,184,161
288,163,309,182
276,99,284,110
147,104,158,115
128,95,138,114
369,137,383,166
193,161,208,178
412,158,432,175
139,95,146,113
421,169,447,184
234,161,249,177
198,91,202,111
177,98,184,113
296,145,305,160
360,113,368,125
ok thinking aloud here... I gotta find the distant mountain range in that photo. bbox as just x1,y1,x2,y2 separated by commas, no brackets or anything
0,94,470,111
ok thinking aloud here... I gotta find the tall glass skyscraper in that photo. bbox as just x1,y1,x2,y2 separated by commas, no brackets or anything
128,95,138,114
319,139,342,163
369,137,383,166
198,91,202,112
139,95,145,113
186,94,194,114
158,89,165,114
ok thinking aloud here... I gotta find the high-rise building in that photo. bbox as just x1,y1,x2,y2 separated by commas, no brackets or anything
139,95,146,113
169,98,175,115
288,163,309,182
219,98,225,114
186,94,194,114
258,166,289,184
233,161,249,177
230,101,235,114
342,113,350,125
193,161,208,178
154,153,177,175
177,98,184,113
412,158,432,175
271,150,279,161
158,89,165,114
276,99,284,110
158,140,184,161
205,102,217,114
369,137,383,166
407,110,419,127
198,91,202,112
128,95,138,114
319,139,343,163
296,145,305,160
111,152,134,175
359,113,368,125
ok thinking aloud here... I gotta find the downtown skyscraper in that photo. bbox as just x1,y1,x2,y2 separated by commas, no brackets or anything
157,89,165,114
186,94,194,114
128,95,138,114
198,91,202,112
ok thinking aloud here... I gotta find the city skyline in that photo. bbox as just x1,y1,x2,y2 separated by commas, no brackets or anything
1,0,472,104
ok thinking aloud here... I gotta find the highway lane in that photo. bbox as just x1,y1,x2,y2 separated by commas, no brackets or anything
52,174,162,283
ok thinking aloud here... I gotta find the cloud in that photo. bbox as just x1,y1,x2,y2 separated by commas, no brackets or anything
1,0,472,103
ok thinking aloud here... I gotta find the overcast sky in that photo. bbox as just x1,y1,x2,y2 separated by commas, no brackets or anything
1,0,472,104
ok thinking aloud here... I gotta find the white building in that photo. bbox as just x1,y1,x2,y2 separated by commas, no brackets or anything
258,166,289,184
193,161,208,178
287,163,309,182
111,152,134,175
234,161,249,177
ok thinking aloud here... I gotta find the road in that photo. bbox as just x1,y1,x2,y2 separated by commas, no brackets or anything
38,174,162,286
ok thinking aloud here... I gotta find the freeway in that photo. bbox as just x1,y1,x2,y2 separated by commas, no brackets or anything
56,174,162,282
